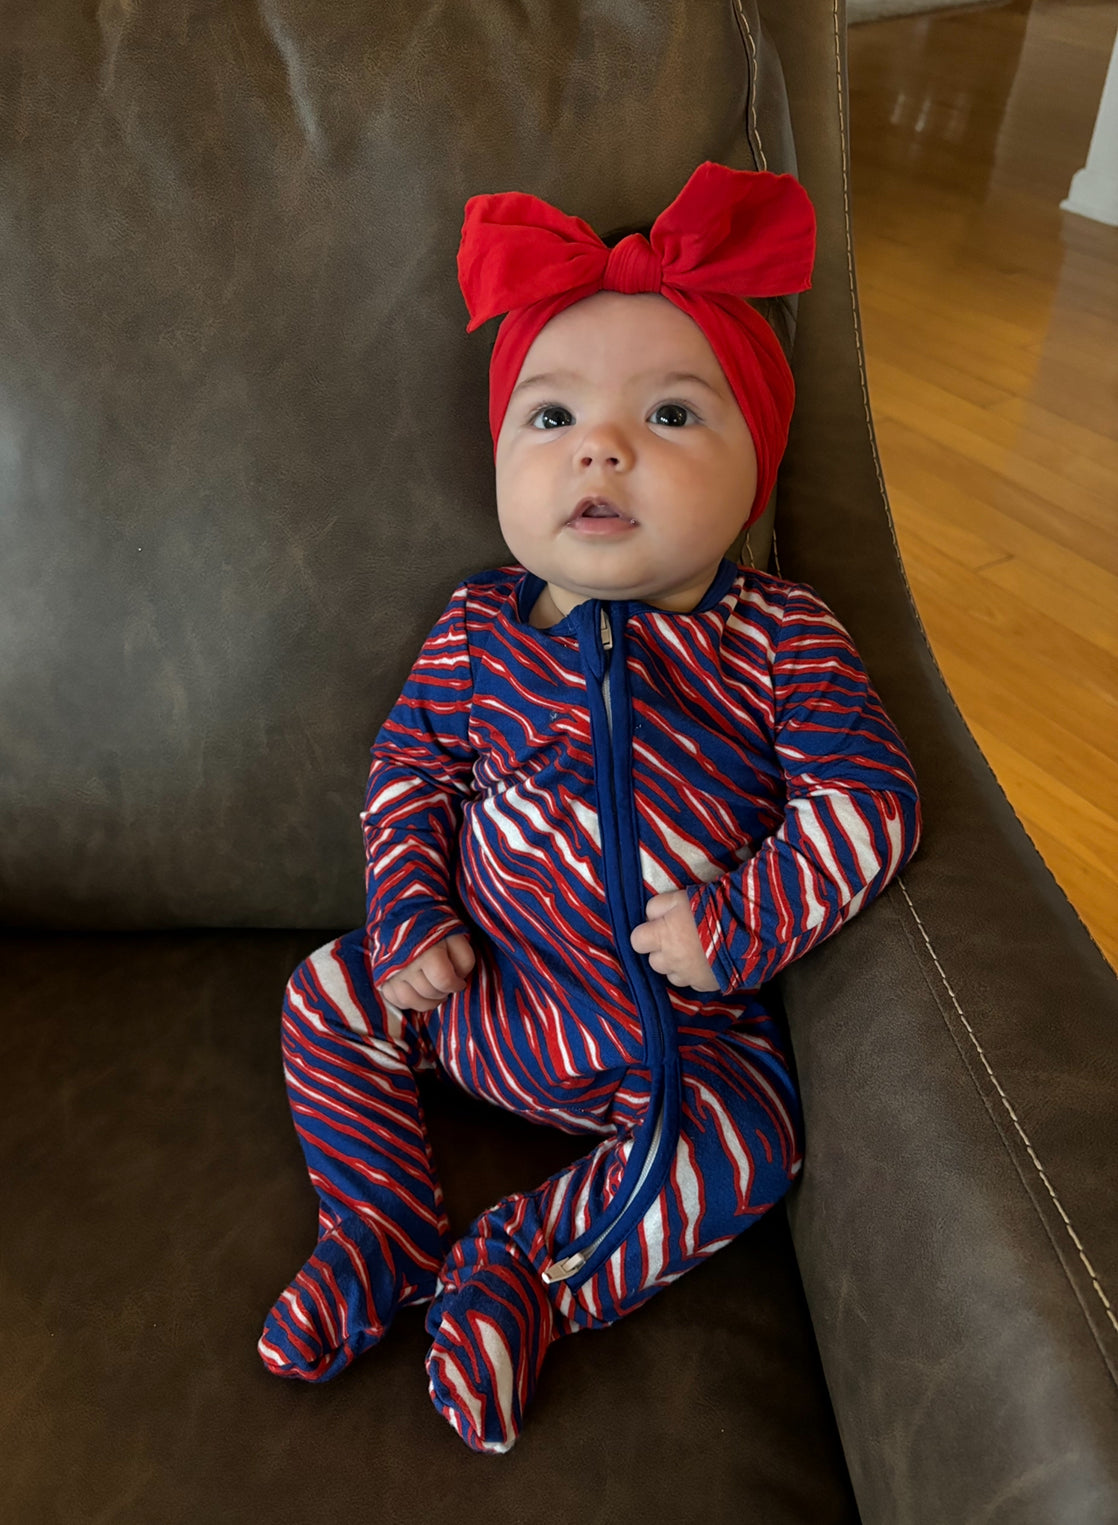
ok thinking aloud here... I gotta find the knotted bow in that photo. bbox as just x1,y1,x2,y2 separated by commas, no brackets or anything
457,162,817,527
458,161,815,328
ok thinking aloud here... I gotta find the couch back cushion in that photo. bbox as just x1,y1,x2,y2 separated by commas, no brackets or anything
0,0,795,927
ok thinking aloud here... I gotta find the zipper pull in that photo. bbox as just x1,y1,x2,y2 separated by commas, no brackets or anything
541,1250,588,1285
600,606,613,650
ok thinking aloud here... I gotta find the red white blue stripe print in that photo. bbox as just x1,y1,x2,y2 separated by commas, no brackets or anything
259,558,921,1452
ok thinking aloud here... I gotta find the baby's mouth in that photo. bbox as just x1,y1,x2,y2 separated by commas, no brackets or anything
568,497,637,524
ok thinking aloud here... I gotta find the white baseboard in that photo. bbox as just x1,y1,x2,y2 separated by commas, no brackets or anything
1061,167,1118,228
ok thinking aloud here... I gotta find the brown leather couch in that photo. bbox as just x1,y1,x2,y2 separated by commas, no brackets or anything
2,2,1115,1520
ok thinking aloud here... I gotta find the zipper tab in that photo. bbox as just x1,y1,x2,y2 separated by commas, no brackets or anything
541,1251,589,1285
600,605,613,650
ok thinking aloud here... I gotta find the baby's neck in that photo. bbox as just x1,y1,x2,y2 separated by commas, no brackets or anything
529,570,723,630
528,584,569,629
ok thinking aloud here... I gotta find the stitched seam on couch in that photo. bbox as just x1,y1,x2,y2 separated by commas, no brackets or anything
732,0,767,171
895,875,1118,1364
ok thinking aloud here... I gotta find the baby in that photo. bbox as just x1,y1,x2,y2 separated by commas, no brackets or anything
258,162,922,1454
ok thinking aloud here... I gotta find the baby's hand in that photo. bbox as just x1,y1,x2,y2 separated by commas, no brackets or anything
377,933,476,1013
630,890,721,992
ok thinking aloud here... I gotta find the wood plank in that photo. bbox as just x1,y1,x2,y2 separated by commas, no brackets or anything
867,353,1118,500
859,286,1046,393
872,415,1118,577
988,396,1118,474
968,720,1118,963
887,475,1118,616
869,365,1117,531
897,536,1118,748
893,497,1118,657
917,636,1118,822
980,554,1118,659
859,317,1018,410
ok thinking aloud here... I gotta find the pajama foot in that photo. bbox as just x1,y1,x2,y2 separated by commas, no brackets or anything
259,1219,425,1382
424,1236,556,1455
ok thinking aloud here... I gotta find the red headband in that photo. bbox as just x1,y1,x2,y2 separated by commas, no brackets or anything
456,162,816,527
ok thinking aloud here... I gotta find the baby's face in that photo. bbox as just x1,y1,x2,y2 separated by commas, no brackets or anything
495,291,758,615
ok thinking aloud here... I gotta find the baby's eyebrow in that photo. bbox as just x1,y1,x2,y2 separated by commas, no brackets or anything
510,369,578,398
510,368,723,398
657,370,723,397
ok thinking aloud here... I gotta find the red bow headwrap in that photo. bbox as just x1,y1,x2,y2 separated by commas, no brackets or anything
456,161,816,527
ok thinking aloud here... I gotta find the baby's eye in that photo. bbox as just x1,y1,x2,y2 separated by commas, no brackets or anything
530,404,574,430
650,402,695,427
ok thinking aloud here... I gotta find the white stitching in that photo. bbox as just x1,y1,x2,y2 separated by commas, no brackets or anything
733,0,768,170
828,0,1116,1345
897,877,1118,1338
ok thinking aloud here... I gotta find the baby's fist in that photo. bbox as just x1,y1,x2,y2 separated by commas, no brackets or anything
377,933,475,1013
630,890,720,992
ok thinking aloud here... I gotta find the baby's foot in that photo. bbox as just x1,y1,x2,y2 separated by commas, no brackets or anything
259,1218,428,1382
424,1235,556,1454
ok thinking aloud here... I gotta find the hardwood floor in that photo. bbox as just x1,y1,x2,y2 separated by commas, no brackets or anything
847,0,1118,967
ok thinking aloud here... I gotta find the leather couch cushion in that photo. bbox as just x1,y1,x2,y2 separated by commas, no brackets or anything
0,931,858,1522
0,0,795,932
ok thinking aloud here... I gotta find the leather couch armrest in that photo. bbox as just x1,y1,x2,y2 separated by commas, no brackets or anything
759,1,1118,1520
781,854,1118,1524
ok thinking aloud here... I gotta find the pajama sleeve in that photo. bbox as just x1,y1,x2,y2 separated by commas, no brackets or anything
362,582,478,987
685,584,922,994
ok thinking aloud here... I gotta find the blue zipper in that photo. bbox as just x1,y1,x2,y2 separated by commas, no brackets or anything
542,600,682,1289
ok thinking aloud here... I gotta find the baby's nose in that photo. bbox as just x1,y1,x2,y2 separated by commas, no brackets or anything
578,424,632,469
